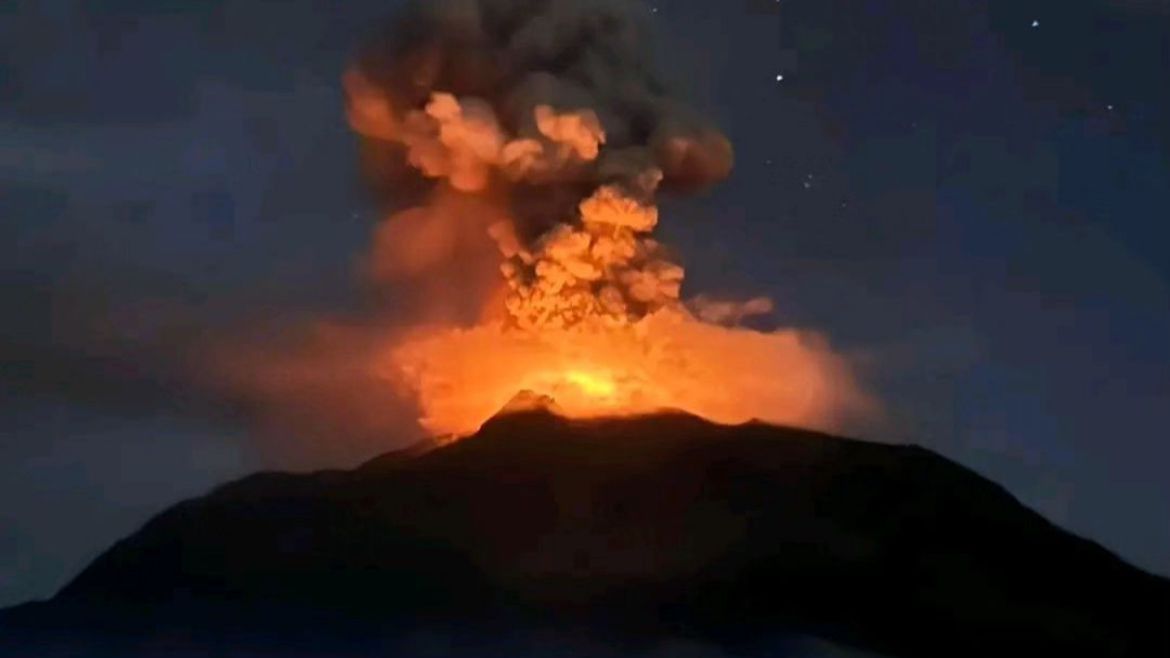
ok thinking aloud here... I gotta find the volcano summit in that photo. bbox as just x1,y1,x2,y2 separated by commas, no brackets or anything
3,408,1167,657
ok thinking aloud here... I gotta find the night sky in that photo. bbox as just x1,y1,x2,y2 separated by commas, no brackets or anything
2,0,1169,608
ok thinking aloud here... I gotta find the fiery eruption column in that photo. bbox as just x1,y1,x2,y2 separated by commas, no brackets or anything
343,0,870,437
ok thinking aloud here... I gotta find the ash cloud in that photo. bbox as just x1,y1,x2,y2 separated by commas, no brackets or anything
347,0,733,234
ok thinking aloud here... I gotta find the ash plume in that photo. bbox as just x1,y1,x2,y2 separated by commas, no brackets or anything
208,0,872,445
344,0,739,329
346,0,733,223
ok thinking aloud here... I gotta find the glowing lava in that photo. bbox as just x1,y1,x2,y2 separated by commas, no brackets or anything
384,305,866,436
563,370,618,399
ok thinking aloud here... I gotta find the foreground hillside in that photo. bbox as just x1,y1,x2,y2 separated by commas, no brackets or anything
3,409,1167,656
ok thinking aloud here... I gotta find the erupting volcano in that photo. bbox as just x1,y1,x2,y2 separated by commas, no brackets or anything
6,3,1170,657
335,0,870,438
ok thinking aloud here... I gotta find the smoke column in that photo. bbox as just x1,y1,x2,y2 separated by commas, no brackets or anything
213,0,874,446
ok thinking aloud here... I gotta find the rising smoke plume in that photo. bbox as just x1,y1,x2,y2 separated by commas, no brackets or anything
212,0,873,445
347,0,733,195
344,0,736,327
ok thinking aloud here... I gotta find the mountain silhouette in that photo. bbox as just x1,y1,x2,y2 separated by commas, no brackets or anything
2,406,1167,656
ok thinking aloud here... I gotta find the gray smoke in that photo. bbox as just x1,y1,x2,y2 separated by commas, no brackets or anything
347,0,733,237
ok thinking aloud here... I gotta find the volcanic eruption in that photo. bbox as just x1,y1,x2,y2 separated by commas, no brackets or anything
327,0,872,439
5,5,1170,656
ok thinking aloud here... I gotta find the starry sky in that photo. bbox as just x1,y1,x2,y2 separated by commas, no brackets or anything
2,0,1169,608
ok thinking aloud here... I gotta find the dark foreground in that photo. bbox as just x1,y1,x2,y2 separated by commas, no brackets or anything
2,408,1167,656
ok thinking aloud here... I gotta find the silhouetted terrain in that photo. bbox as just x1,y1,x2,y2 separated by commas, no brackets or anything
2,407,1167,656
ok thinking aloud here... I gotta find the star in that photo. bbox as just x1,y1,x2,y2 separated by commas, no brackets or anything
775,73,785,82
1031,20,1040,28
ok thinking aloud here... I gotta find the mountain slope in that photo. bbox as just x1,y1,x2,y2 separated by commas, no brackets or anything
2,409,1167,656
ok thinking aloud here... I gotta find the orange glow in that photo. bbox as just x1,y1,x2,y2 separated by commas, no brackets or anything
384,307,868,437
205,12,876,458
344,82,873,439
563,370,619,399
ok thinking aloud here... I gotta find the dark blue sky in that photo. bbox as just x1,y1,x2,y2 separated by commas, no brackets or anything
2,0,1168,607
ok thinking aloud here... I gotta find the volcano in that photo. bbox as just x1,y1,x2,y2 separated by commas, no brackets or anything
2,406,1167,657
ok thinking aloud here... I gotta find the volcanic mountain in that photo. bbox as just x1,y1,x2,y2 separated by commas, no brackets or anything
2,405,1167,657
